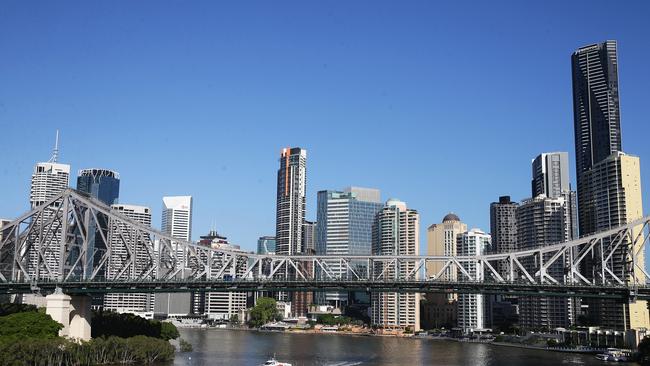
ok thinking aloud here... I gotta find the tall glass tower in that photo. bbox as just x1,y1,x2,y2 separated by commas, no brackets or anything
76,169,120,205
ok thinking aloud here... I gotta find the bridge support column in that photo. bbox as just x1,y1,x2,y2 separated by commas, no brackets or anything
45,293,92,341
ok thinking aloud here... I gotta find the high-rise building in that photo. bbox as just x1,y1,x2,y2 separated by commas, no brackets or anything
426,213,467,283
155,196,193,317
572,41,622,183
315,187,383,307
103,204,154,313
422,213,466,330
371,199,420,332
490,196,518,277
76,168,120,284
580,152,648,329
275,147,307,256
571,41,648,330
302,221,316,252
532,152,570,199
516,195,574,329
457,228,491,333
257,236,276,255
76,169,120,205
27,132,70,282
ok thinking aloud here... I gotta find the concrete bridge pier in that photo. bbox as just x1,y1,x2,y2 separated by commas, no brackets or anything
45,292,92,341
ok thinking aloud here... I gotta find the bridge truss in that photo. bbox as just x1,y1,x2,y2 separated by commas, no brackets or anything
0,189,649,300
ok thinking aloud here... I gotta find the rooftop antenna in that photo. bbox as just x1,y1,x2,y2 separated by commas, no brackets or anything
48,130,59,163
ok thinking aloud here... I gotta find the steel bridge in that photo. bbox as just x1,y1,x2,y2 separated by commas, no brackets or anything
1,189,649,338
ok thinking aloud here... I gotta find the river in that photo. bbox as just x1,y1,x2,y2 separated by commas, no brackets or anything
172,328,620,366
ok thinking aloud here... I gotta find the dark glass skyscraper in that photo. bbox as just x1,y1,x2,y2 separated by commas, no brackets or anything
571,41,621,236
76,169,120,205
275,147,307,256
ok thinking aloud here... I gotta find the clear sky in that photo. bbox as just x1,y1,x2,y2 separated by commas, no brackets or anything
1,1,649,253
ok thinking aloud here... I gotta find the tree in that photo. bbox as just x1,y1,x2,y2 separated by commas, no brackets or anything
160,322,180,340
249,297,278,327
179,338,193,352
230,314,240,325
0,311,62,339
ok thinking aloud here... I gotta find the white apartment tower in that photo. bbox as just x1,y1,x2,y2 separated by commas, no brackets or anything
371,199,420,332
457,228,491,333
103,204,154,313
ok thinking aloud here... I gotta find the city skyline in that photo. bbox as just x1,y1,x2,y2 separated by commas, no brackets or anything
1,2,650,253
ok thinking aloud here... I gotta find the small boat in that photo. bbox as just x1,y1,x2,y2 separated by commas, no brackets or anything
261,355,293,366
595,348,630,362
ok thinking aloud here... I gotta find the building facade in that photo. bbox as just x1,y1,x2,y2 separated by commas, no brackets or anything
76,169,120,205
456,229,491,333
571,41,648,330
315,187,383,307
257,236,276,255
103,204,154,313
489,196,518,278
532,152,571,199
155,196,193,317
371,199,420,332
516,195,574,329
275,147,307,256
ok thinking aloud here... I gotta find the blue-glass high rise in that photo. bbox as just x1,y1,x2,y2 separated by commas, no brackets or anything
316,187,383,307
76,169,120,283
257,236,276,255
76,169,120,205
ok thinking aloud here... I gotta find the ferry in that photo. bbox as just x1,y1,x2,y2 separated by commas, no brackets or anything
594,348,631,362
261,356,293,366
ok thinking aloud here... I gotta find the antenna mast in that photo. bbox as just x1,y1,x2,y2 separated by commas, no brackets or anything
49,130,60,163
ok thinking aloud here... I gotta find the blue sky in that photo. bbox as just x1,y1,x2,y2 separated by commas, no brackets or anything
1,1,649,252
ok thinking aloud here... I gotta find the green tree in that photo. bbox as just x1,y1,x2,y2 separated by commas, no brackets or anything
230,314,240,324
179,338,193,352
249,297,278,327
160,321,180,340
0,311,62,339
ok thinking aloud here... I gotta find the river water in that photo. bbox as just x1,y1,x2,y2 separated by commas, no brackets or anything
174,328,616,366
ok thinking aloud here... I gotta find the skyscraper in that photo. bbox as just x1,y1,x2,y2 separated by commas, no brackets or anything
490,196,518,277
103,204,154,314
571,41,648,330
76,168,120,281
532,152,570,199
76,169,120,205
27,132,70,281
422,213,466,329
155,196,193,317
371,199,420,332
457,228,491,333
572,41,622,183
315,187,383,307
302,221,316,253
276,147,307,256
516,196,574,329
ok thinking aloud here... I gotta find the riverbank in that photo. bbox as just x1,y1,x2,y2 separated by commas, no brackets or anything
203,326,618,356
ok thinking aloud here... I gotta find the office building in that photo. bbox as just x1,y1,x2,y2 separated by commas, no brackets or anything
155,196,193,317
76,168,120,284
426,213,467,284
371,199,420,332
27,132,70,281
76,169,120,205
302,221,316,252
532,152,571,199
571,41,648,330
457,228,491,333
257,236,276,255
103,204,154,313
315,188,383,307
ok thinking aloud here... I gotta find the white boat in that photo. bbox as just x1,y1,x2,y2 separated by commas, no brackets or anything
261,356,293,366
594,348,630,362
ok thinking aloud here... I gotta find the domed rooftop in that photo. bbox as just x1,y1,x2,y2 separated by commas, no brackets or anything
442,213,460,222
